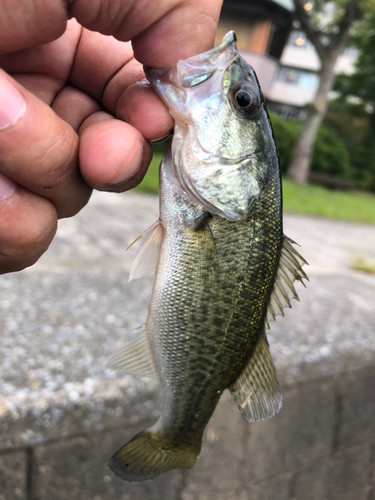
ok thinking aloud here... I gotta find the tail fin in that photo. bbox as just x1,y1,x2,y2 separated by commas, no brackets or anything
109,429,200,482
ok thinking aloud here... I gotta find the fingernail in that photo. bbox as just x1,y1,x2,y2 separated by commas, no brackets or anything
0,172,17,201
150,131,173,144
0,77,27,130
150,123,174,144
107,145,145,190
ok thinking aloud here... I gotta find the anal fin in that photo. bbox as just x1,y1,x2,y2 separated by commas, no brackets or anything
229,334,282,422
104,325,157,381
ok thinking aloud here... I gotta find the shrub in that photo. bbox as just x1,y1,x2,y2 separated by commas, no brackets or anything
269,111,352,180
312,127,352,178
268,112,300,173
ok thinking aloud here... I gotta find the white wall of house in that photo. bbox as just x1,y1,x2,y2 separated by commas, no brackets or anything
281,46,321,71
265,31,358,109
267,81,316,107
240,52,279,96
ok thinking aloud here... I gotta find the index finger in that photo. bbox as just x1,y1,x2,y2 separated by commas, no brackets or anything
67,0,223,67
130,0,223,67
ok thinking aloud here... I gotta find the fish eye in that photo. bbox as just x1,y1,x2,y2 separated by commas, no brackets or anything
232,85,259,115
236,90,252,108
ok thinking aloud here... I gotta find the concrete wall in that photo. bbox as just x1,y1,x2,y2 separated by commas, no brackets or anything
1,367,374,500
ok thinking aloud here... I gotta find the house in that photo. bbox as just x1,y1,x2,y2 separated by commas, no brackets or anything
217,0,357,119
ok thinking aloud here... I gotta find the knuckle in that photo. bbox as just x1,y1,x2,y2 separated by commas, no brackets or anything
0,201,57,274
38,128,79,190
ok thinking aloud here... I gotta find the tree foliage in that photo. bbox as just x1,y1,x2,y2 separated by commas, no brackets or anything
335,15,375,110
332,11,375,191
270,112,352,179
287,0,364,183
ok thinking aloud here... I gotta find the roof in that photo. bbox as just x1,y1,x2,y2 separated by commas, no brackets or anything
273,0,295,11
222,0,295,20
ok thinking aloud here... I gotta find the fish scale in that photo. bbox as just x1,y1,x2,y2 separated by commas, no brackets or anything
106,31,307,482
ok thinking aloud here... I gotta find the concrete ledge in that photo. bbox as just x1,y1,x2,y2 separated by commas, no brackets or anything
1,192,375,499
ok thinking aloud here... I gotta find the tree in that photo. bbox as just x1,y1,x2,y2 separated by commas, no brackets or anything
287,0,363,183
335,12,375,113
333,14,375,190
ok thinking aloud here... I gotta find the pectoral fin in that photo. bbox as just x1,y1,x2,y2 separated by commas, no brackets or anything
128,219,163,282
104,325,157,381
229,334,282,422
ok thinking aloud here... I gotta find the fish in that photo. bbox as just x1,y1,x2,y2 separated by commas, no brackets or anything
106,31,308,482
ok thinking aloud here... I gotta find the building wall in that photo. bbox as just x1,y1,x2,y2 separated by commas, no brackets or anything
240,51,279,96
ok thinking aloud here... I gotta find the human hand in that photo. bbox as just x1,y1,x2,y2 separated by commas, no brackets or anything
0,0,222,273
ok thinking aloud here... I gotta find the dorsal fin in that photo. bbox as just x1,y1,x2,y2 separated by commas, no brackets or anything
266,235,308,327
228,333,282,422
128,219,163,282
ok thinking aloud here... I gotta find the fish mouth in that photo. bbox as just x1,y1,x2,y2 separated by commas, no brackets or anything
144,31,238,89
144,31,237,75
181,30,237,65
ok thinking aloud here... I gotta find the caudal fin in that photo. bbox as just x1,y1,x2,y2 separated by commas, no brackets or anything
109,429,200,482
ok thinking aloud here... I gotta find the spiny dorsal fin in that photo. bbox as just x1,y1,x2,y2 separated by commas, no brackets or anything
266,235,308,327
104,325,158,381
228,333,282,422
128,219,163,282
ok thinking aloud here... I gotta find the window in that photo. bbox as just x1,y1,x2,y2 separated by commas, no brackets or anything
278,66,320,91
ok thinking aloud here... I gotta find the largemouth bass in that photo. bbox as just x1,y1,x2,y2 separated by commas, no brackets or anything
107,31,308,482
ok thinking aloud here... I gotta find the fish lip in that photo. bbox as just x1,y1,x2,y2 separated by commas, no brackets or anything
144,31,238,81
183,30,237,64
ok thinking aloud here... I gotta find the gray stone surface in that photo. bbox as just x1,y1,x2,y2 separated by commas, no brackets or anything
0,190,375,497
0,269,160,451
244,379,336,481
0,450,27,500
336,366,375,451
1,192,374,443
32,427,180,500
293,443,371,500
326,444,371,500
181,391,247,499
244,473,292,500
293,455,333,500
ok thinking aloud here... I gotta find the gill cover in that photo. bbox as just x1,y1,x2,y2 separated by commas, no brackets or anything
145,31,278,221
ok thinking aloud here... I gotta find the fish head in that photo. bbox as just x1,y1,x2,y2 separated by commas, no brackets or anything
145,31,279,221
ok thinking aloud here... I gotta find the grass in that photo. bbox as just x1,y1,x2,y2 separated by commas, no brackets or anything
134,152,163,195
135,150,375,225
351,256,375,274
282,179,375,224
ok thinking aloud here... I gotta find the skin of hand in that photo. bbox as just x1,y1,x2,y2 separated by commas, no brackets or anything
0,0,222,274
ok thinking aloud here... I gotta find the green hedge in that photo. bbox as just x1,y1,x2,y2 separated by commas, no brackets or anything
269,112,352,179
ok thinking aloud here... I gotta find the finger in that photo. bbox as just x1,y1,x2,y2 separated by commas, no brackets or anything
52,86,102,131
0,0,67,54
0,178,57,274
79,112,152,192
0,70,91,218
130,0,223,67
68,28,135,103
115,80,173,142
1,19,82,82
68,0,223,67
66,29,173,141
